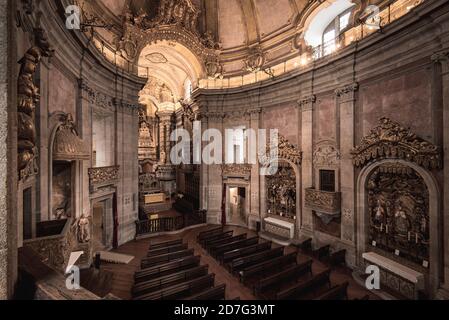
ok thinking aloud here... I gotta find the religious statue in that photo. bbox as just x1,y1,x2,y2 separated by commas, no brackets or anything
394,204,410,236
373,199,385,224
76,214,91,243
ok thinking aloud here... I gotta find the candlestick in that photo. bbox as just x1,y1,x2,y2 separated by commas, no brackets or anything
408,231,411,241
386,225,389,234
415,233,419,244
380,223,383,232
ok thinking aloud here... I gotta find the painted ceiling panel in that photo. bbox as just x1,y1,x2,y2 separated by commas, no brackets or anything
254,0,293,37
218,0,247,48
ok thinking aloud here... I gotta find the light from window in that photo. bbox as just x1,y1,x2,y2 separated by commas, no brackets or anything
339,12,351,31
323,29,336,55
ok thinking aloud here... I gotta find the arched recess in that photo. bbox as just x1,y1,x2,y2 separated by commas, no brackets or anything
261,157,302,238
48,112,90,221
356,159,441,298
137,40,206,97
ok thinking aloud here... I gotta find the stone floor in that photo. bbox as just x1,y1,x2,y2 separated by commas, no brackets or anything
101,225,379,300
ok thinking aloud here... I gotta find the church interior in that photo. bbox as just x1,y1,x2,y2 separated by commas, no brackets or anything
1,0,449,302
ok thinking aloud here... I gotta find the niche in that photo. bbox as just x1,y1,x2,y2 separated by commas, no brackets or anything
52,161,73,219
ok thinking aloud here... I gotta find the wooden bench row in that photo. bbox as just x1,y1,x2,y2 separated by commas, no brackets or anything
148,239,183,251
275,268,332,300
254,259,313,298
204,234,247,251
147,243,188,257
221,241,272,264
197,226,224,241
132,265,209,298
228,247,284,274
185,284,226,300
141,248,195,269
135,255,201,283
240,252,297,285
134,274,215,300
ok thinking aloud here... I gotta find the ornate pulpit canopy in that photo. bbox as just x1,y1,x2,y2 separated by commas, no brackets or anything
53,114,90,161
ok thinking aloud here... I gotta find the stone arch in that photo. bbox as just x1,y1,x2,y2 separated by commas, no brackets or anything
356,159,441,298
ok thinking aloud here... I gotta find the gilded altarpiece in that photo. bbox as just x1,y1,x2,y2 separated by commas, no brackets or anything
266,162,296,220
367,164,430,265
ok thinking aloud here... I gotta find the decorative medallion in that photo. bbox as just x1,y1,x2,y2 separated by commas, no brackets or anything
145,52,168,64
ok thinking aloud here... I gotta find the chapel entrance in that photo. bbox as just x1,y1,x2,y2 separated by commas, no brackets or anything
92,198,114,253
228,186,247,226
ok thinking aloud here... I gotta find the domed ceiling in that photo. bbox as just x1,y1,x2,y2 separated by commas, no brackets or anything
92,0,315,75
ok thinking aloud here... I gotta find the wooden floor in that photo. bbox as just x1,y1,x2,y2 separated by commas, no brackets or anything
100,225,378,300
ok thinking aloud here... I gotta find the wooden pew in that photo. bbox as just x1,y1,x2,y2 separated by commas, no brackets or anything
254,259,313,298
132,265,209,298
313,244,331,262
185,284,226,300
141,249,194,269
329,249,346,266
275,268,332,300
134,256,201,284
211,237,259,258
147,244,188,257
314,281,349,300
221,242,272,264
149,239,183,250
199,231,234,247
296,238,312,253
228,247,284,274
205,234,248,251
239,252,297,285
197,226,223,241
134,274,215,300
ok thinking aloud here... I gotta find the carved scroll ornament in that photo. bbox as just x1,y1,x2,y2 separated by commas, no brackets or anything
351,117,441,169
260,134,302,166
18,28,53,180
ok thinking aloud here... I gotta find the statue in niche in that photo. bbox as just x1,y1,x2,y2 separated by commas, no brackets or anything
373,199,386,225
394,203,411,237
76,214,91,243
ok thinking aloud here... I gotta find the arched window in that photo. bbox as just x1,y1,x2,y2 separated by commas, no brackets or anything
184,78,193,101
304,0,355,59
321,8,353,57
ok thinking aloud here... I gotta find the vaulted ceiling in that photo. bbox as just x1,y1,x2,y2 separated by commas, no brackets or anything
97,0,307,50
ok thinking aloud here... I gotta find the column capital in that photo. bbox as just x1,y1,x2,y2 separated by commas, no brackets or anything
335,82,359,102
431,51,449,73
297,95,316,112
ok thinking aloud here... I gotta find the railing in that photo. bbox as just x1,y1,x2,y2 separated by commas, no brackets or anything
88,165,120,193
135,210,207,237
23,218,77,272
83,0,424,90
304,188,341,215
199,0,425,89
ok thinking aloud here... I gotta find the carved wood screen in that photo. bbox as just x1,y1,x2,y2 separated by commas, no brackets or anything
266,161,296,220
367,164,429,266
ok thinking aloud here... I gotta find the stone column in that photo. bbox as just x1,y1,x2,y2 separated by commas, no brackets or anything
432,51,449,297
249,109,261,217
157,111,174,164
336,83,358,266
298,95,315,236
0,0,18,299
204,112,224,224
78,81,94,219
